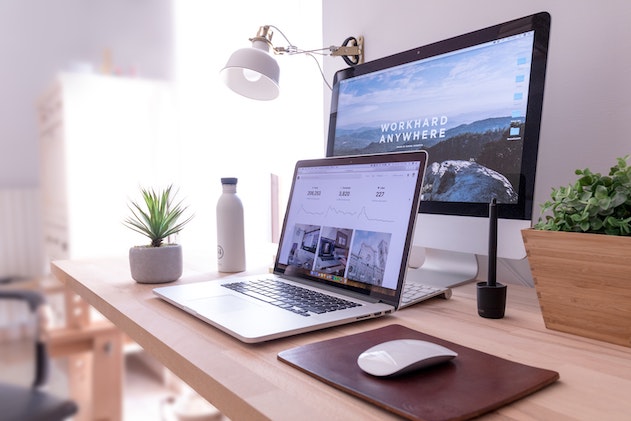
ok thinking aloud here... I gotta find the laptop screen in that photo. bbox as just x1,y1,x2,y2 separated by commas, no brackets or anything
275,151,427,304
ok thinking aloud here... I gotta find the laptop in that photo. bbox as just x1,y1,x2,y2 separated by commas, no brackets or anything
154,150,439,343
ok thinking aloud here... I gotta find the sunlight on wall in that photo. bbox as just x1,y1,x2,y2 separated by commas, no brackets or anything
173,1,324,267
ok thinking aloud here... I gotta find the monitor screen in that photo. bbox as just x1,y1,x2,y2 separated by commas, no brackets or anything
325,12,551,287
326,12,550,221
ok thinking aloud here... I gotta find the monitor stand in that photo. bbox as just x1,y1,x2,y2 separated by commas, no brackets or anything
405,247,479,289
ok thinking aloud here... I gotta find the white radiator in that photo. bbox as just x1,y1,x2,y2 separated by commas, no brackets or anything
0,189,45,342
0,188,45,279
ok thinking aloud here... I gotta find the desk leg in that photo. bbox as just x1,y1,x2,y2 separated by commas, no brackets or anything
92,330,123,421
67,352,93,421
49,288,124,421
62,329,123,421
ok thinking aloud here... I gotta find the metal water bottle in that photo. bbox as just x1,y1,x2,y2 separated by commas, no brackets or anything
216,177,246,272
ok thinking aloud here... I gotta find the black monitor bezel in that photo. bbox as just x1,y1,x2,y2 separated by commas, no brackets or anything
326,12,551,220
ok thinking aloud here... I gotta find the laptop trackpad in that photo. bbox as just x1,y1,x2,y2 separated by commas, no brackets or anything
188,295,261,314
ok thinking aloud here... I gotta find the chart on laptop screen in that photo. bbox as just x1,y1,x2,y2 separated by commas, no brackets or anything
277,160,421,291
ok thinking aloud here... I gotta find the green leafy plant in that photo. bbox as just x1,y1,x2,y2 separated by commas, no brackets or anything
124,185,193,247
534,156,631,235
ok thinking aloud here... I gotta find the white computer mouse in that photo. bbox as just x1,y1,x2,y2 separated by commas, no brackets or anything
357,339,457,377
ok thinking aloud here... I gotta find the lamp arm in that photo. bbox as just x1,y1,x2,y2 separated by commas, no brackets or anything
260,25,364,65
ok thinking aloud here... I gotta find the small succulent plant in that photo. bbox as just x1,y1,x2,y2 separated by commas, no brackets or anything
124,185,193,247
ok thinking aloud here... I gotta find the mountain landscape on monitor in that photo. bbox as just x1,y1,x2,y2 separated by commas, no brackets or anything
333,116,524,204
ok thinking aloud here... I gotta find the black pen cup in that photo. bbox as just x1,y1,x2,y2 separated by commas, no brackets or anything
476,282,507,319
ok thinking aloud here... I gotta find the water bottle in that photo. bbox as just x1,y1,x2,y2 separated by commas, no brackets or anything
216,177,246,272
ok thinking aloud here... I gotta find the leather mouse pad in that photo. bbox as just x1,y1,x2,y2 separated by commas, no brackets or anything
278,324,559,421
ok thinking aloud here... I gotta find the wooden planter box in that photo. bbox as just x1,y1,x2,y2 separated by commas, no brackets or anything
522,228,631,348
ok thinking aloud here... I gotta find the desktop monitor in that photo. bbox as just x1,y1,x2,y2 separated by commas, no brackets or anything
326,12,551,287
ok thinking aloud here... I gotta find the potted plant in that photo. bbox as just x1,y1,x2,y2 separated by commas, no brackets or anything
124,185,193,284
522,156,631,347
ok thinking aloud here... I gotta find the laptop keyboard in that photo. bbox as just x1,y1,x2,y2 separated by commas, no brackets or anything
222,278,361,317
222,278,450,316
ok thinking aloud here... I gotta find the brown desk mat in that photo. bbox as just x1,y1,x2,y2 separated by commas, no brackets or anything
278,324,559,421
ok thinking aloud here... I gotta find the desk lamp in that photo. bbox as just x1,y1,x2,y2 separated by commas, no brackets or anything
221,25,364,100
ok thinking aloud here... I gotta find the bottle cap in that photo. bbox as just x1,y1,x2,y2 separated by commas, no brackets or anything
220,177,238,185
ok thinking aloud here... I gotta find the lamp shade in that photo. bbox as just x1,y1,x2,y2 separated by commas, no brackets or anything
221,40,280,101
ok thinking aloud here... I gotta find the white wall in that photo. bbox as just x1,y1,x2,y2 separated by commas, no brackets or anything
323,0,631,284
173,1,324,266
0,0,174,188
0,1,324,271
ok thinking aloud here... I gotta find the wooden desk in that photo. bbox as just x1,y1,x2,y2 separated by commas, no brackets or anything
51,258,631,420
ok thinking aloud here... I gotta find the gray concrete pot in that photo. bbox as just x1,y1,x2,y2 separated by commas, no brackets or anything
129,244,183,284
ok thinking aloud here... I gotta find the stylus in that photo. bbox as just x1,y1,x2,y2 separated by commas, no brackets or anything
487,198,497,287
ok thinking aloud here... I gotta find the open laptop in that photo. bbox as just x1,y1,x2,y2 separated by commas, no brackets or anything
154,151,444,343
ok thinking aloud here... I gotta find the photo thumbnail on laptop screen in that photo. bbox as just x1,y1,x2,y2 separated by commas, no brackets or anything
276,158,423,298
